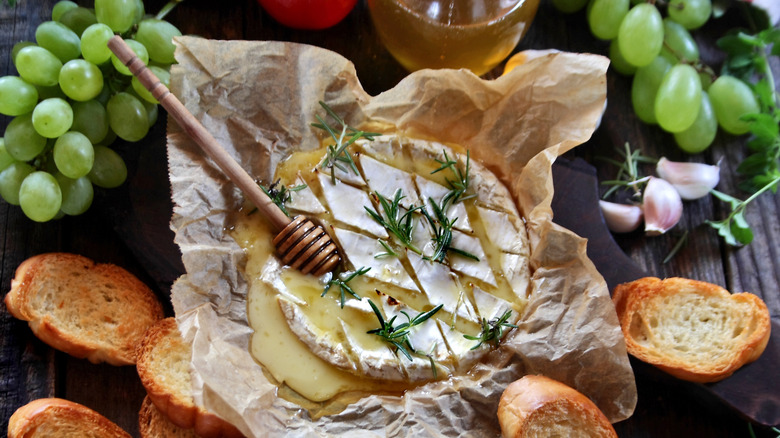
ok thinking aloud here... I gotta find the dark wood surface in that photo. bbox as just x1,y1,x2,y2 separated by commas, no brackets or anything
1,0,779,437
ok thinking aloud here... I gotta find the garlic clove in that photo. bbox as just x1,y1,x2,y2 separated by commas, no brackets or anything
656,157,720,200
643,176,683,236
599,200,643,233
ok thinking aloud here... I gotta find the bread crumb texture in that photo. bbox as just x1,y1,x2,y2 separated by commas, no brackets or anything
4,253,164,365
613,277,771,382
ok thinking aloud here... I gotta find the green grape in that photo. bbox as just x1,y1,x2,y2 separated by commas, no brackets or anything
617,3,664,67
32,98,74,138
135,19,182,65
107,92,149,142
89,145,127,188
35,21,82,63
80,23,114,65
52,0,79,21
0,138,17,173
4,113,48,161
111,39,149,76
72,100,109,144
55,173,93,216
708,75,760,135
59,7,98,36
609,39,637,76
132,65,170,104
19,171,62,222
35,84,68,100
95,0,139,33
673,91,717,153
699,71,713,90
0,76,39,116
53,131,95,179
661,18,699,63
552,0,589,13
587,0,629,40
11,41,35,66
654,63,702,133
0,162,35,205
133,0,145,25
59,59,104,101
98,127,117,146
668,0,711,30
631,55,672,124
15,46,63,87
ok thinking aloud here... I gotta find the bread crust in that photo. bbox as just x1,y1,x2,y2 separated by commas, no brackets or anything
138,395,198,438
8,398,130,438
613,277,771,383
136,318,244,438
497,375,617,438
4,253,164,365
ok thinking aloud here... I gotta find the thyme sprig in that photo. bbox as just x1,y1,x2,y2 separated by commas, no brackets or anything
365,189,424,256
321,266,371,308
259,179,307,217
598,142,656,200
312,101,380,184
420,197,480,263
431,150,476,205
464,310,517,350
366,299,443,361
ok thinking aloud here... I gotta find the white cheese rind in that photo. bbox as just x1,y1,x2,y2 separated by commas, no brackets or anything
318,173,388,238
332,228,418,292
415,175,472,233
407,252,476,322
286,175,326,214
360,155,421,209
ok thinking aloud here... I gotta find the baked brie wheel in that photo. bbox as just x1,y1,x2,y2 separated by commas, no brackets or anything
242,134,531,393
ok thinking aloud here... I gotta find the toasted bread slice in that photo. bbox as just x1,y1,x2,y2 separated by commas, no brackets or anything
8,398,130,438
139,395,198,438
4,253,164,365
497,375,617,438
613,277,771,383
136,318,244,438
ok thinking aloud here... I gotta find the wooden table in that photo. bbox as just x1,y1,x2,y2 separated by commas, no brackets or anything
1,0,778,436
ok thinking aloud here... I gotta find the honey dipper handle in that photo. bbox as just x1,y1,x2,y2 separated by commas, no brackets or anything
107,35,291,231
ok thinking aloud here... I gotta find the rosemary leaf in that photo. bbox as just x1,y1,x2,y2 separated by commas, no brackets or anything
367,299,443,363
321,266,371,308
365,189,424,255
259,180,307,217
464,310,517,350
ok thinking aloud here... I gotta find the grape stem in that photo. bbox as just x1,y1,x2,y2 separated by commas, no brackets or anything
156,0,186,20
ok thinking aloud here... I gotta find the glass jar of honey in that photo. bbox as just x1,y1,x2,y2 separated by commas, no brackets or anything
368,0,540,76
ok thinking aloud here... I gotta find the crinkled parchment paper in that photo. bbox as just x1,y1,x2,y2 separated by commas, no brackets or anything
167,36,636,437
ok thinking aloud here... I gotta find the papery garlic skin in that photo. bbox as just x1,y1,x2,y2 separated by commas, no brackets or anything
656,157,720,200
643,176,683,236
599,200,643,233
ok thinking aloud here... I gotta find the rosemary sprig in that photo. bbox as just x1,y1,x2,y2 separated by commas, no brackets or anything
312,101,380,184
365,189,424,256
431,150,476,205
366,299,443,361
321,266,371,308
375,238,398,259
597,142,656,200
259,179,307,217
464,310,517,350
420,196,480,263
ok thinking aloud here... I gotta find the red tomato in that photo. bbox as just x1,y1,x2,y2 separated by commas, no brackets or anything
257,0,358,30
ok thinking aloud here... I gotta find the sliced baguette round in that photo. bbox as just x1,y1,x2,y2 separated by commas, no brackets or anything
139,395,198,438
497,375,617,438
4,252,164,366
8,397,130,438
136,318,244,438
613,276,771,383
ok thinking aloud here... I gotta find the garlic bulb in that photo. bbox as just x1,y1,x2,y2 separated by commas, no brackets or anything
656,157,720,200
643,176,683,236
599,200,643,233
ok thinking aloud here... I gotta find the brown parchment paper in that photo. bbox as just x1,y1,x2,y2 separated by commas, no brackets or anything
167,36,636,437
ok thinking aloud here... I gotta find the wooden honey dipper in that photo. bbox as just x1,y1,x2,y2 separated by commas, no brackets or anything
108,36,340,277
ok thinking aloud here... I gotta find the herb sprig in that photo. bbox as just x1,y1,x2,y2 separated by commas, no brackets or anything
420,196,479,263
431,150,476,205
464,310,517,350
259,179,306,217
597,142,656,199
321,266,371,308
365,189,424,256
367,299,443,361
312,101,380,184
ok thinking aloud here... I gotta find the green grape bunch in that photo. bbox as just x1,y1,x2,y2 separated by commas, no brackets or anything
0,0,182,222
552,0,769,155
